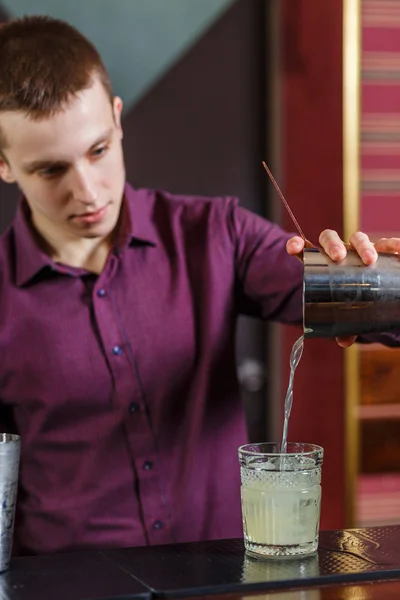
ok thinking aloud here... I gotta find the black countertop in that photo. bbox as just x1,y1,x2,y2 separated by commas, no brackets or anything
3,526,400,600
2,550,150,600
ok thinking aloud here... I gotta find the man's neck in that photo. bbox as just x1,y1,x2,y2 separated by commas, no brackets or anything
29,211,117,274
52,236,112,274
31,225,111,274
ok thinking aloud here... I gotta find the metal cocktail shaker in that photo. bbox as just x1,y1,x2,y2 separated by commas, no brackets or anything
303,247,400,338
0,434,20,572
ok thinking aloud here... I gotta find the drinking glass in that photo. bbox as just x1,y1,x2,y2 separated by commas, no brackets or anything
238,442,323,559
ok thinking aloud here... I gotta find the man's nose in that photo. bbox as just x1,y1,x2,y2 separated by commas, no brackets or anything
70,167,97,204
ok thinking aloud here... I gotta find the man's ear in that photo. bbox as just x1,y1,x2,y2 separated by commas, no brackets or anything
0,154,16,184
113,96,123,140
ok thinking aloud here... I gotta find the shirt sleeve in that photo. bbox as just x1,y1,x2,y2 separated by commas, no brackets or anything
357,332,400,346
227,199,303,324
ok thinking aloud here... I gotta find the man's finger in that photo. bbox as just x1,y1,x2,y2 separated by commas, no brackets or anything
374,237,400,254
286,236,305,256
348,231,377,265
335,335,357,347
318,229,347,261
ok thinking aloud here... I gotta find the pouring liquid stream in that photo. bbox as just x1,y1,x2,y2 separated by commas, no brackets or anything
260,162,308,456
280,335,304,454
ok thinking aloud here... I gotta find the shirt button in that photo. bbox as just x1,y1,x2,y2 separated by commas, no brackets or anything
97,289,106,297
112,345,123,355
153,520,163,530
129,403,140,414
143,460,153,471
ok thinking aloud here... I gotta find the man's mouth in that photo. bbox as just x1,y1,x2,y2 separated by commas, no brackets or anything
72,204,109,224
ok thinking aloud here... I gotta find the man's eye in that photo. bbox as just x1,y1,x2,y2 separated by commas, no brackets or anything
92,145,109,158
37,166,65,178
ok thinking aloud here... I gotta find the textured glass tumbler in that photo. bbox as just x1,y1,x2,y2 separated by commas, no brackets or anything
238,443,323,559
0,434,20,572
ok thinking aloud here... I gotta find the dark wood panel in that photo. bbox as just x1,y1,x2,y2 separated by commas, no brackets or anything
360,347,400,406
358,348,400,473
361,418,400,473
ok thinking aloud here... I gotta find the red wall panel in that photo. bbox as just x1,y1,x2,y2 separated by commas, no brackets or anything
280,0,345,529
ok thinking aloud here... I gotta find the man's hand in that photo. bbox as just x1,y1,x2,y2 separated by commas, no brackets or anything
286,230,400,347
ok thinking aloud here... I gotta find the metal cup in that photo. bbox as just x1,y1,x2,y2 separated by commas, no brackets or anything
0,434,20,572
303,247,400,338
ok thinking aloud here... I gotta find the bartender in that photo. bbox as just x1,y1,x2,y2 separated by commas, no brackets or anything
0,15,399,555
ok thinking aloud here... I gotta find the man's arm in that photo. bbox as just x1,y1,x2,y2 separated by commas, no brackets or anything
228,201,303,324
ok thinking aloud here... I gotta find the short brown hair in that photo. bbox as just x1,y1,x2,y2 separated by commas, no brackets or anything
0,15,113,148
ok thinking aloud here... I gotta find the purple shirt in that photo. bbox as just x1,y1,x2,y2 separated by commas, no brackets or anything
0,183,304,555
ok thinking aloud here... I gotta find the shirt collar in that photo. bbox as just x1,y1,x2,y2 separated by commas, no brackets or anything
14,201,54,287
14,182,158,287
123,182,158,247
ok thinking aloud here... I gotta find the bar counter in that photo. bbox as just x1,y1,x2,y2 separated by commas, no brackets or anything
3,525,400,599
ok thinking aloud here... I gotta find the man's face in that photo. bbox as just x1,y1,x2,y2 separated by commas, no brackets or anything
0,78,125,242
